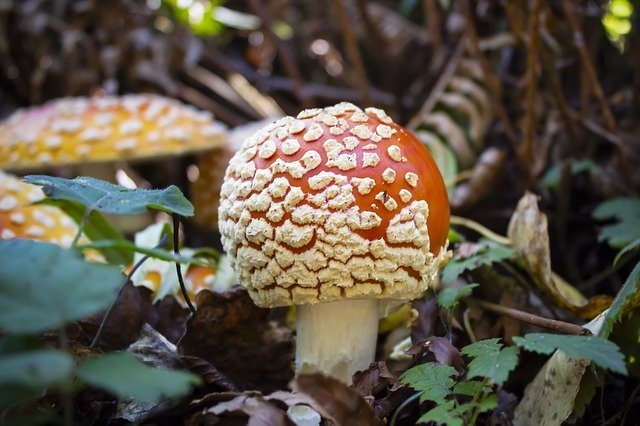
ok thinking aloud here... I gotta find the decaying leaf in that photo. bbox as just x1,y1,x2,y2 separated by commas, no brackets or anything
352,362,410,418
512,311,608,426
201,392,293,425
507,192,611,319
178,288,293,391
291,373,383,426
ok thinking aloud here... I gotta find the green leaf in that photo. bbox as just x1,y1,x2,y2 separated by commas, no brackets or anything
0,240,122,334
38,198,131,265
78,240,217,268
441,241,514,283
0,349,73,389
592,197,640,248
400,363,458,404
417,400,463,426
512,333,627,374
474,393,499,413
77,352,201,403
461,339,519,386
437,283,478,309
24,175,194,217
614,238,640,266
540,159,602,189
452,379,485,396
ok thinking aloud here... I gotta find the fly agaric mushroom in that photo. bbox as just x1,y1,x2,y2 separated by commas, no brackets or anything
218,102,450,383
0,94,226,232
0,94,226,172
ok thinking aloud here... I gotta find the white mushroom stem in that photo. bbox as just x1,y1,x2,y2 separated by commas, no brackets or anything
295,298,379,384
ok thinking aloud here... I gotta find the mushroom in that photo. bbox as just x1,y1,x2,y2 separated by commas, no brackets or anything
0,94,227,231
218,103,450,383
0,169,80,246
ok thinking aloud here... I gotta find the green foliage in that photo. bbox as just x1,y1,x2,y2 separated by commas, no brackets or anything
0,240,122,334
512,333,627,374
38,198,130,264
592,197,640,248
418,401,463,426
437,283,478,309
79,239,218,268
540,159,602,189
601,256,640,339
461,339,519,386
24,175,194,217
0,349,73,389
441,240,514,283
77,352,201,403
400,363,458,404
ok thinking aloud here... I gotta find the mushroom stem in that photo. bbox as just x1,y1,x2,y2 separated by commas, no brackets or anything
296,298,379,384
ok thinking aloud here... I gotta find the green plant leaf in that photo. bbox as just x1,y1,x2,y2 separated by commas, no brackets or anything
600,259,640,338
24,175,194,217
512,333,627,374
400,363,458,404
38,199,131,265
0,349,73,389
461,339,519,386
540,159,602,189
417,400,463,426
0,240,122,334
441,241,514,283
452,379,485,396
78,240,217,268
437,283,479,309
614,238,640,266
77,352,201,403
592,197,640,248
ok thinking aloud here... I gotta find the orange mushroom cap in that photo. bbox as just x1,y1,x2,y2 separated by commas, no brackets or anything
0,170,79,245
0,94,226,172
218,103,450,308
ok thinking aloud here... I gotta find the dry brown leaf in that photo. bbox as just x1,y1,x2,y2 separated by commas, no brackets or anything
507,192,611,319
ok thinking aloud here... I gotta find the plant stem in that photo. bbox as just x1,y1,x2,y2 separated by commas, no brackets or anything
449,216,512,246
465,378,489,425
91,234,168,348
70,207,92,247
173,214,197,318
389,391,422,426
469,298,590,335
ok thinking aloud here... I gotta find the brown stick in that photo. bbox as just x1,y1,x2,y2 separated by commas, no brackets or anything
470,298,591,336
460,0,521,171
333,0,371,104
248,0,314,109
423,0,441,54
522,0,543,187
560,0,617,133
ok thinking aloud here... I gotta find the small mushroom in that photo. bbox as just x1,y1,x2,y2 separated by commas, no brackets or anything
218,103,451,383
0,94,227,232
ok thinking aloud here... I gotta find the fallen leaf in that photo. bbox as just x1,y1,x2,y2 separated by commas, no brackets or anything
177,289,293,391
410,295,440,344
512,311,608,426
203,393,293,426
507,192,611,319
352,362,410,419
291,374,383,426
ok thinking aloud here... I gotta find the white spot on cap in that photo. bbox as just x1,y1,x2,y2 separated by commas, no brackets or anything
323,139,344,160
1,229,16,239
301,150,322,170
362,152,380,168
115,138,137,151
288,120,306,134
382,167,396,183
387,145,403,162
376,124,394,138
45,136,62,149
52,119,82,134
333,153,357,171
316,112,338,126
25,225,45,237
10,212,25,225
399,189,412,203
329,126,344,136
350,111,369,123
350,124,373,140
343,136,360,150
0,195,18,211
351,177,375,195
119,119,143,135
365,107,393,124
259,140,277,159
275,220,315,248
297,108,322,119
303,123,324,142
80,127,112,142
93,112,115,126
405,172,419,187
281,139,301,155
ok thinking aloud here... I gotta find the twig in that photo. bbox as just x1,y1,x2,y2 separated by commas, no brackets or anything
173,214,197,318
58,326,73,426
333,0,371,104
469,298,590,335
450,215,512,246
522,0,543,187
389,392,422,426
176,82,246,126
248,0,314,109
91,234,168,348
460,0,520,161
560,0,617,133
423,0,441,54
